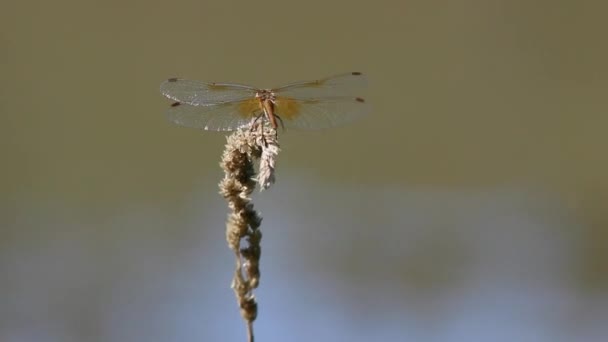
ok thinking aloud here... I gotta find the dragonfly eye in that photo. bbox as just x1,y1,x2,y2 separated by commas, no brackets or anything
255,90,274,100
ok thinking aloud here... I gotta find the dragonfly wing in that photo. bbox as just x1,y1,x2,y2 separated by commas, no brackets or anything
272,72,367,99
160,78,258,105
166,98,261,131
274,96,370,130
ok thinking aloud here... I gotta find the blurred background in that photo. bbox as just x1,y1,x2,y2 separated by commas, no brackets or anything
2,0,608,341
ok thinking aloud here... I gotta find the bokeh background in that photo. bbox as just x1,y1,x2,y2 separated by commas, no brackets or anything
2,0,608,341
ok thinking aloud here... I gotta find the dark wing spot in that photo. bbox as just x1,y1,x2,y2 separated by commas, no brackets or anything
352,72,362,76
209,83,230,90
168,77,179,82
355,97,365,103
171,102,181,107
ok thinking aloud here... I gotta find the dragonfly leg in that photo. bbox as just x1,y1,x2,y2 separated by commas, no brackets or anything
259,122,269,147
249,111,265,132
250,111,269,147
271,114,283,139
274,114,285,131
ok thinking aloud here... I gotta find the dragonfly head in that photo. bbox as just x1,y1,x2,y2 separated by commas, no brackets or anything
255,89,276,102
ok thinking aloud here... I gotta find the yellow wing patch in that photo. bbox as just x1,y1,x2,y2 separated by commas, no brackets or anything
237,98,262,118
275,97,309,120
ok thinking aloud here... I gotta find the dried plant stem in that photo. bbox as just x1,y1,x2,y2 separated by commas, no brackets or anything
219,125,279,342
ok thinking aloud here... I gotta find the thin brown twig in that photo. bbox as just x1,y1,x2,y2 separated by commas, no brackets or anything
219,125,279,342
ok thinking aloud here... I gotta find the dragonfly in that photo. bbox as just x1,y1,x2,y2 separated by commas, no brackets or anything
159,72,369,131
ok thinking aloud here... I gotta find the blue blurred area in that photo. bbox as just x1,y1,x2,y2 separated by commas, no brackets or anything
2,175,606,342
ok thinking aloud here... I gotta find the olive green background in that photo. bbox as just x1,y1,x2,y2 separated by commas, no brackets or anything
2,0,608,341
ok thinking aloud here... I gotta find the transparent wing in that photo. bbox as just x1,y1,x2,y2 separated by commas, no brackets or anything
166,99,261,131
274,96,370,130
160,78,258,105
272,72,367,100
